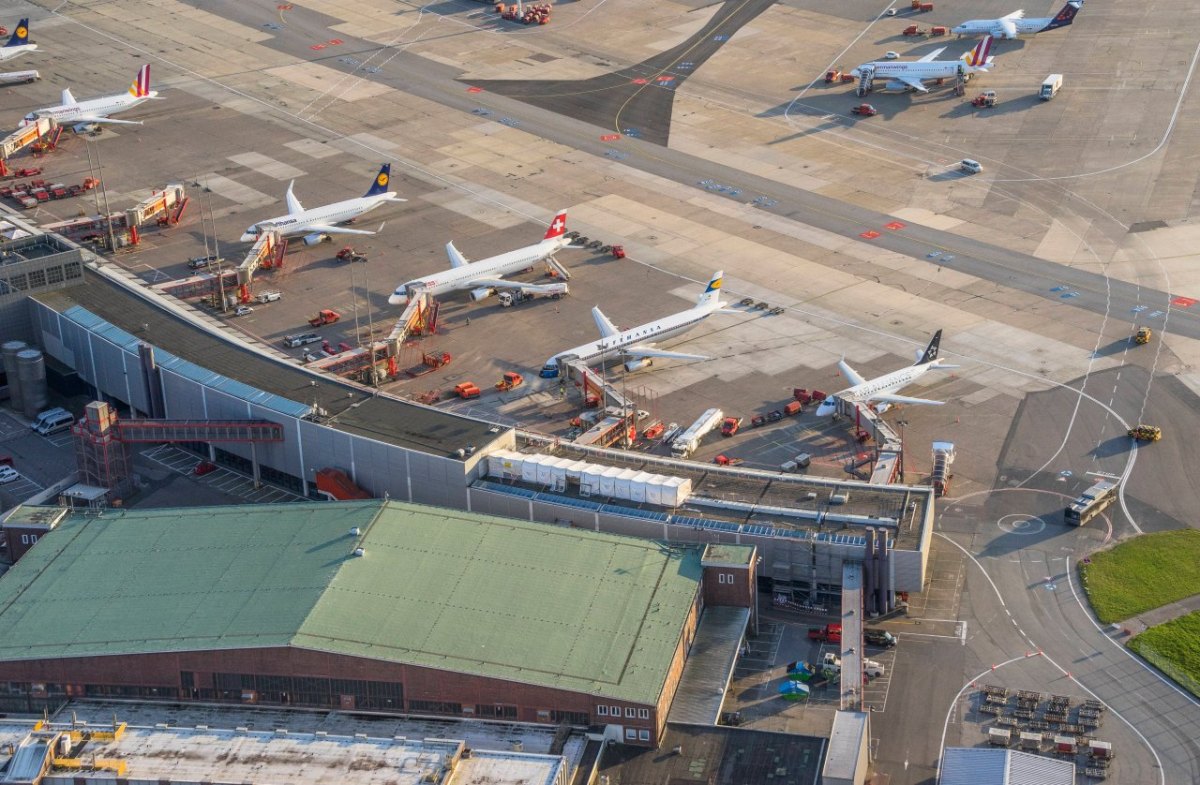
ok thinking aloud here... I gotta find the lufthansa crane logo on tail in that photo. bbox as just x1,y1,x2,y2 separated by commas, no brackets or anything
15,26,26,38
376,172,389,187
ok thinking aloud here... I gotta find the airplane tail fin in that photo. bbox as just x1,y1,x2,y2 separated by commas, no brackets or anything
1042,0,1082,31
962,36,994,68
695,270,724,309
916,329,943,365
5,19,29,48
128,64,151,98
543,210,568,240
363,164,391,197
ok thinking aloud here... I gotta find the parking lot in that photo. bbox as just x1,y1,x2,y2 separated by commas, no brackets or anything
141,446,305,504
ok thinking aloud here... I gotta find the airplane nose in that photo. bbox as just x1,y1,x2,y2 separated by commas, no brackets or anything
388,294,408,306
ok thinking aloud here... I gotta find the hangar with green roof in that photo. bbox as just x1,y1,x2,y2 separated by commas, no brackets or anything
0,500,757,747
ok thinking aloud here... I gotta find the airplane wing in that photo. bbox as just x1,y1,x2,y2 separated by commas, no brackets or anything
445,241,470,268
592,306,620,339
838,358,867,387
305,224,377,236
886,74,929,92
1003,9,1025,19
622,345,710,362
285,181,303,215
873,393,944,406
917,47,947,63
999,17,1017,37
71,116,143,126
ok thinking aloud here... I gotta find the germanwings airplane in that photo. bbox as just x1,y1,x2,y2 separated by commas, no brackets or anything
852,37,995,92
539,271,728,378
239,164,404,245
952,1,1083,39
21,64,158,130
815,330,958,416
389,210,572,305
0,19,37,62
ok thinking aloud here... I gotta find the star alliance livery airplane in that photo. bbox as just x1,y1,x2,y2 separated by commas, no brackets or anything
240,164,404,245
21,64,159,130
815,330,959,416
540,271,729,378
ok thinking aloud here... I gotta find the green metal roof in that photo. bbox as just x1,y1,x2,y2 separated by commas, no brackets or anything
701,544,755,567
0,502,702,704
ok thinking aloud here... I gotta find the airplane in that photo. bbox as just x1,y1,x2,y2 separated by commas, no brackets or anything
539,271,728,378
814,329,958,416
851,36,995,93
389,210,572,305
20,64,159,130
239,164,404,245
0,19,37,62
951,1,1083,39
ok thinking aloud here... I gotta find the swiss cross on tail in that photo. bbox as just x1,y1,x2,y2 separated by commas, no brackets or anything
543,210,568,240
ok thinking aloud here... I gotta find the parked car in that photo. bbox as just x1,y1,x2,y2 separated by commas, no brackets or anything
0,466,20,484
234,305,254,317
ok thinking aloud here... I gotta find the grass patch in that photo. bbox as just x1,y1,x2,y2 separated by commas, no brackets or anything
1079,529,1200,623
1129,612,1200,699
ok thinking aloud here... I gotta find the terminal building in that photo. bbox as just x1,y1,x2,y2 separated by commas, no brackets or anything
0,500,757,747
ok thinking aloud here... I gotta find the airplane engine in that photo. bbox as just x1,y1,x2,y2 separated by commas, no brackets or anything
624,358,654,372
469,286,496,302
872,402,892,414
884,80,911,92
303,233,329,246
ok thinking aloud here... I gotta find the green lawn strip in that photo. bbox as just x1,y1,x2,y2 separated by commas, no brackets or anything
1128,611,1200,700
1079,529,1200,624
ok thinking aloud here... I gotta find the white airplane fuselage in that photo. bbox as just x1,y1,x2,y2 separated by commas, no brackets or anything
952,17,1058,37
542,304,717,375
391,236,569,304
860,61,965,83
839,361,946,403
240,193,398,242
22,91,157,127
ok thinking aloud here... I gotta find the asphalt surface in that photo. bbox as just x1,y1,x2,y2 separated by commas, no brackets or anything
476,0,777,146
204,1,1200,344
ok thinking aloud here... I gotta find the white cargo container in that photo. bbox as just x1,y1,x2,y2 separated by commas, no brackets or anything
613,468,639,500
628,471,654,503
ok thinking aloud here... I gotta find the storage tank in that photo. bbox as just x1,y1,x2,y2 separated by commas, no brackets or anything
1,339,26,413
17,348,48,420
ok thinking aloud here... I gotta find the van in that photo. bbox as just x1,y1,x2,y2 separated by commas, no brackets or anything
960,159,983,174
187,255,220,270
1039,73,1063,100
256,291,282,304
33,408,73,435
283,332,321,348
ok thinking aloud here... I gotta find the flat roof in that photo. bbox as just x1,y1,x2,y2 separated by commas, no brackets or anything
822,710,869,782
0,501,701,703
940,747,1075,785
597,724,825,784
701,543,755,567
33,272,505,458
0,721,566,785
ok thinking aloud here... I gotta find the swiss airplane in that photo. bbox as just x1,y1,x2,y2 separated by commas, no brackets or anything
814,330,958,416
389,210,572,305
21,64,159,130
0,19,37,62
951,1,1083,39
539,271,728,378
239,164,404,245
852,37,995,92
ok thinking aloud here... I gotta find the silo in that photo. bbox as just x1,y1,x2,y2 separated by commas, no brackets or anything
2,340,26,413
17,348,47,420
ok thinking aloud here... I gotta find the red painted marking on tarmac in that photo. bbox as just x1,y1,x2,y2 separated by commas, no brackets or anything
1170,296,1197,307
600,133,622,142
310,43,326,50
860,230,881,240
327,39,344,46
466,86,483,93
277,3,293,9
656,75,675,82
631,78,648,84
885,221,905,230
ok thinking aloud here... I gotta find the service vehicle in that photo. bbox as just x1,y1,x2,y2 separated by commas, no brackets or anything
188,254,220,269
1039,73,1063,100
1134,326,1152,345
257,291,282,303
455,381,482,400
495,371,524,392
864,628,898,648
851,103,878,116
808,623,842,644
720,416,742,437
670,408,724,459
960,159,983,174
308,309,341,327
1129,424,1161,442
1065,480,1118,526
283,332,322,348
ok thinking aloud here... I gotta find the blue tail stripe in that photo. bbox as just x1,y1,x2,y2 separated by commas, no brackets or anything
5,19,29,48
364,164,391,197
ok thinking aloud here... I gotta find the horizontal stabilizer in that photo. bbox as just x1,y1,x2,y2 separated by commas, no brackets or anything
873,392,944,406
917,47,947,63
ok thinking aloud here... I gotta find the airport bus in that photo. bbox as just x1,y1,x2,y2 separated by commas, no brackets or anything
1064,480,1119,526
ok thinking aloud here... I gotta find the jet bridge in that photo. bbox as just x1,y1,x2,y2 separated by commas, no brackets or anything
0,117,54,160
234,228,287,302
